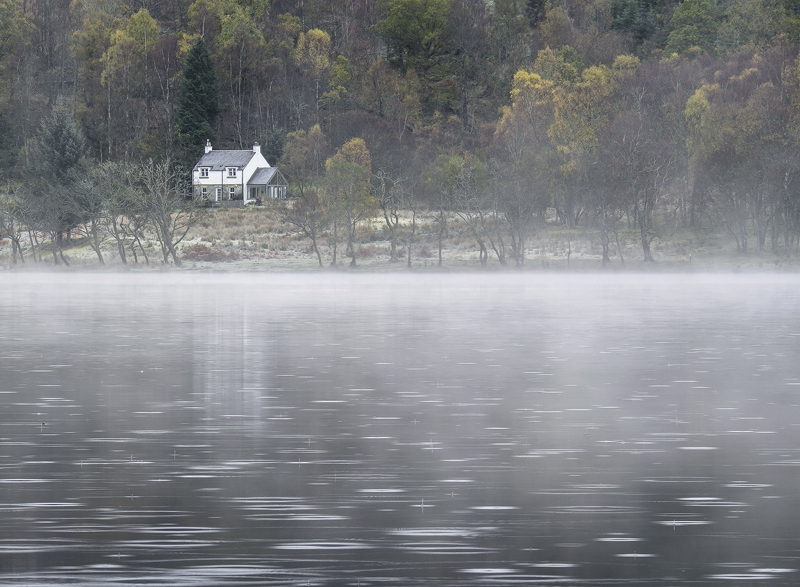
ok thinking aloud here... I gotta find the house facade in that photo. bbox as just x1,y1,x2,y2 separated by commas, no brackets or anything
192,140,288,206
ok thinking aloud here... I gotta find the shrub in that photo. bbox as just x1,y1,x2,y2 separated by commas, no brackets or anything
356,245,378,258
182,243,240,262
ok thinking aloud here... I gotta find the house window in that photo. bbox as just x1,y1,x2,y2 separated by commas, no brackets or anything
214,188,222,202
226,167,237,178
201,187,208,199
199,168,209,178
229,186,236,199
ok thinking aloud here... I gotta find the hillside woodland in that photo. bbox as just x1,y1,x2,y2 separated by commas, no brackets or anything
3,0,800,268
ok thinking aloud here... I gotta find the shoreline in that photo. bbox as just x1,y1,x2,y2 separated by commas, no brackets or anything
2,254,798,273
4,208,800,274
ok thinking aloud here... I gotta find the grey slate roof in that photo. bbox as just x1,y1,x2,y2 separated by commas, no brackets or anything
194,150,255,170
248,167,278,185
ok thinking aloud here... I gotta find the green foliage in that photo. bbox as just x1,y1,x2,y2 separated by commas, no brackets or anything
611,0,662,43
274,13,301,56
216,6,265,56
71,11,118,157
9,0,800,266
0,0,32,62
280,124,329,195
372,0,452,75
559,46,586,77
717,0,789,53
526,0,547,25
296,28,331,74
663,0,723,56
539,5,574,49
0,0,33,169
126,8,160,48
32,104,86,182
533,48,579,84
177,37,220,157
321,55,351,106
265,128,285,167
323,138,375,265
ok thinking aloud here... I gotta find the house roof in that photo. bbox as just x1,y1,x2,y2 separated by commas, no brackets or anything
194,150,255,170
248,167,278,185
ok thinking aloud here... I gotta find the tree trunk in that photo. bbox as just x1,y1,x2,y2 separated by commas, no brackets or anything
437,209,445,267
407,208,416,269
91,220,105,264
614,230,625,267
132,233,150,265
168,240,181,266
330,218,338,266
640,224,654,262
51,232,59,264
389,229,398,262
115,232,128,264
349,222,357,267
311,234,323,267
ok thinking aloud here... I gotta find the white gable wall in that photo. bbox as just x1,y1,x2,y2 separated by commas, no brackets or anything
242,151,270,203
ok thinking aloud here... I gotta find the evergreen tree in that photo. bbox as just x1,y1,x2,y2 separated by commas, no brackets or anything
663,0,723,56
265,128,286,167
177,38,219,158
32,103,86,182
23,103,87,264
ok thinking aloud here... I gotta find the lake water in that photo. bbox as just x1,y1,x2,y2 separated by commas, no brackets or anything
1,272,800,585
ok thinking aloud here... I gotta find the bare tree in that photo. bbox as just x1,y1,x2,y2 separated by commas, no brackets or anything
0,184,27,264
69,170,109,264
372,169,406,262
279,188,327,266
134,158,205,266
401,180,421,269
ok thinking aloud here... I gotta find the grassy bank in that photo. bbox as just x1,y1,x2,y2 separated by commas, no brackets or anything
2,206,800,272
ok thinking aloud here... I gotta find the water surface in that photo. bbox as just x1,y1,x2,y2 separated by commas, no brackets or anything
1,273,799,585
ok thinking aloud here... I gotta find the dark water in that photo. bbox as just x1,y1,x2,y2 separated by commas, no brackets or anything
1,272,800,585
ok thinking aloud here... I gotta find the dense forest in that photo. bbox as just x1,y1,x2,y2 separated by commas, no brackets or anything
3,0,800,266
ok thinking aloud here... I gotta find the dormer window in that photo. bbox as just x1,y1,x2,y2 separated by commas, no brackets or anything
226,167,237,178
199,168,209,178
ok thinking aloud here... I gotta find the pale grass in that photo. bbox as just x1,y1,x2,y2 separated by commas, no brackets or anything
2,205,800,272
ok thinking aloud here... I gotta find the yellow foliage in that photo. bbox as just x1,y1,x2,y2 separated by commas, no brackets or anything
296,28,331,75
612,54,640,72
125,8,159,48
547,64,613,177
334,137,372,173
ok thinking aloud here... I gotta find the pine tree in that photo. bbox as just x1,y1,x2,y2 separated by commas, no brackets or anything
23,103,87,263
33,103,86,182
177,38,219,158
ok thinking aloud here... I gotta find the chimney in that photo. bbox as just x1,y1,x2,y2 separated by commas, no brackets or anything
205,139,213,154
253,142,261,154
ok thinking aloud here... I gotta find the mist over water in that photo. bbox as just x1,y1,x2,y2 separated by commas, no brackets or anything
1,272,800,585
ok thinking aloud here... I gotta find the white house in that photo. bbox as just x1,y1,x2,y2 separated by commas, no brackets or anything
192,140,288,206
